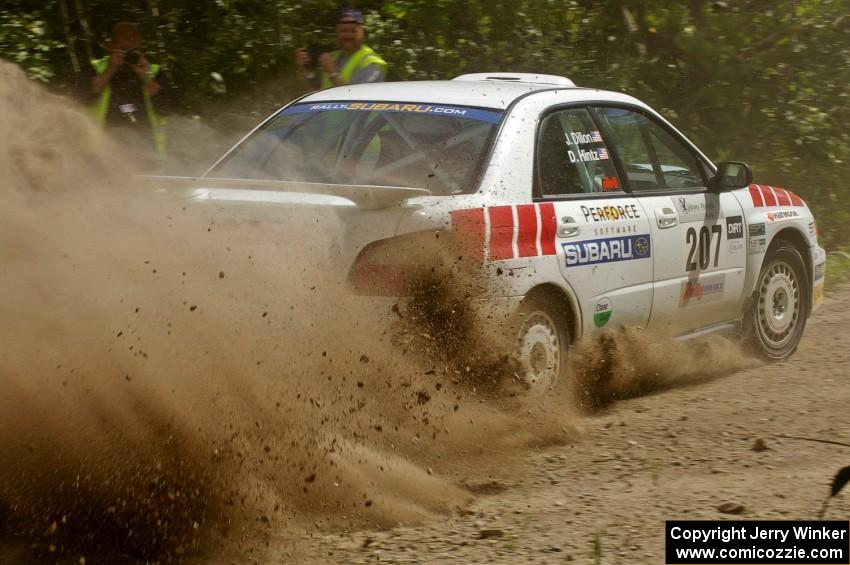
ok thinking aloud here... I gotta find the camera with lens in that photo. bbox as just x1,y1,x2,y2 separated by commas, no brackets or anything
123,48,140,66
301,43,329,89
305,44,323,73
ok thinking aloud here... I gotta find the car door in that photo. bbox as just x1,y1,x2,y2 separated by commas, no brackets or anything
534,106,654,335
593,106,747,334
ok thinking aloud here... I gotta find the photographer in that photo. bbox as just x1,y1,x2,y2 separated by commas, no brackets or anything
294,8,387,92
89,22,167,156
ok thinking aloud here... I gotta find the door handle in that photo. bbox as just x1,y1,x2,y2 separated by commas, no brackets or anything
656,207,679,229
557,216,580,238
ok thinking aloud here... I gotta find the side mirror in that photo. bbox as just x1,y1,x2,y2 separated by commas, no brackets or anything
709,161,753,192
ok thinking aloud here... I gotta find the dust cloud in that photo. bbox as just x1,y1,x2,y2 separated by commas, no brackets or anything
0,61,571,563
569,326,761,410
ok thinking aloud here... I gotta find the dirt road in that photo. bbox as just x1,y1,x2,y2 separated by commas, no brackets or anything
1,290,847,565
267,288,850,564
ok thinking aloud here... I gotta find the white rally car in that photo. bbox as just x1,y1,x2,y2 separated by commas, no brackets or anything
179,73,826,390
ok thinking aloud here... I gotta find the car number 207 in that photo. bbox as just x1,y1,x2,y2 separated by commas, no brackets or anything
685,225,722,271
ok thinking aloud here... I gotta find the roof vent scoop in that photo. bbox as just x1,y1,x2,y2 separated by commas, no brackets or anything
452,73,575,87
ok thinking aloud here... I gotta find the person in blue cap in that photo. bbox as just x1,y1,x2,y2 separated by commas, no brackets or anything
295,8,387,90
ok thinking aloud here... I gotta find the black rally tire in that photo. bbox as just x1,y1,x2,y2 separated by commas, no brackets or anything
746,240,809,361
513,293,572,393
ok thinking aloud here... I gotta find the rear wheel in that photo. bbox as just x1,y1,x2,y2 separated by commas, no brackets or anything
514,294,572,393
747,241,809,360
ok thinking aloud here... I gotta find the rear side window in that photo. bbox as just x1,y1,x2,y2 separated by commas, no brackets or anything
594,107,705,191
535,108,622,197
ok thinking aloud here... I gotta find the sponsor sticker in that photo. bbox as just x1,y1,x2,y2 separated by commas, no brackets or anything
726,215,744,240
748,236,767,255
748,223,766,237
562,234,651,268
813,283,824,305
680,273,725,306
581,204,641,223
675,195,719,223
567,130,604,145
568,147,609,163
728,239,745,254
601,176,620,191
808,221,816,236
593,297,612,328
591,224,638,237
815,261,826,281
764,210,801,222
280,101,503,124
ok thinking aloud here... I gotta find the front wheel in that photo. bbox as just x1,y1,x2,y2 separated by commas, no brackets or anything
747,241,809,360
514,295,572,393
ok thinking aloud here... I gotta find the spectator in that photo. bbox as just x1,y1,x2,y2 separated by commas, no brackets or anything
295,8,387,92
89,22,167,155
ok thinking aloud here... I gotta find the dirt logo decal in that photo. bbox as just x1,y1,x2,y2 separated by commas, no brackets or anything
726,216,744,239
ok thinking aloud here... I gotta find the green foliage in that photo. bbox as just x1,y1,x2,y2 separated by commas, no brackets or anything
0,2,63,82
0,0,848,245
591,530,603,565
825,251,850,292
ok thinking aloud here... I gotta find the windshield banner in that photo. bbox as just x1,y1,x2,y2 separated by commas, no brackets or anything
280,101,503,124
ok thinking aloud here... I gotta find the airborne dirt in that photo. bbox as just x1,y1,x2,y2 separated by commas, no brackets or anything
270,289,850,564
0,62,575,562
2,61,848,564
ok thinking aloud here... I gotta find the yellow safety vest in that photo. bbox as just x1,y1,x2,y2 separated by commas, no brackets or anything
320,45,387,89
90,56,167,155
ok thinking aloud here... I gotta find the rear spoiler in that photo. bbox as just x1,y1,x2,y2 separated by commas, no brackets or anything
139,176,432,210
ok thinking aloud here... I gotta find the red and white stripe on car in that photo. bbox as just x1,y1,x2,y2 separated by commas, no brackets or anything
450,204,558,262
748,184,805,208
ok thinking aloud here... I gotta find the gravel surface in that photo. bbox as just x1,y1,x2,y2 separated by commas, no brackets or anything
2,290,846,565
267,289,850,564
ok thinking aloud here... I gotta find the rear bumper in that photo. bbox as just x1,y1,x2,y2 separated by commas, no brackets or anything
811,245,826,313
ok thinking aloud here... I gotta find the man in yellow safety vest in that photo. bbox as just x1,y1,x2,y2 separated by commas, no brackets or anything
89,22,167,156
295,8,387,91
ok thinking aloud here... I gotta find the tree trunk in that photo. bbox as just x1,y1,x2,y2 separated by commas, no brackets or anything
58,0,81,74
72,0,94,62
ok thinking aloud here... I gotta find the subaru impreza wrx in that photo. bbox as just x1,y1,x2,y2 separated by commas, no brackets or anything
158,73,827,391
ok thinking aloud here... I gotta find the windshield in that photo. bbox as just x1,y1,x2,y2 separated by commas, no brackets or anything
210,101,503,195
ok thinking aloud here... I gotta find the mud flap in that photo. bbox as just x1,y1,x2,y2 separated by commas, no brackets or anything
739,289,759,343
